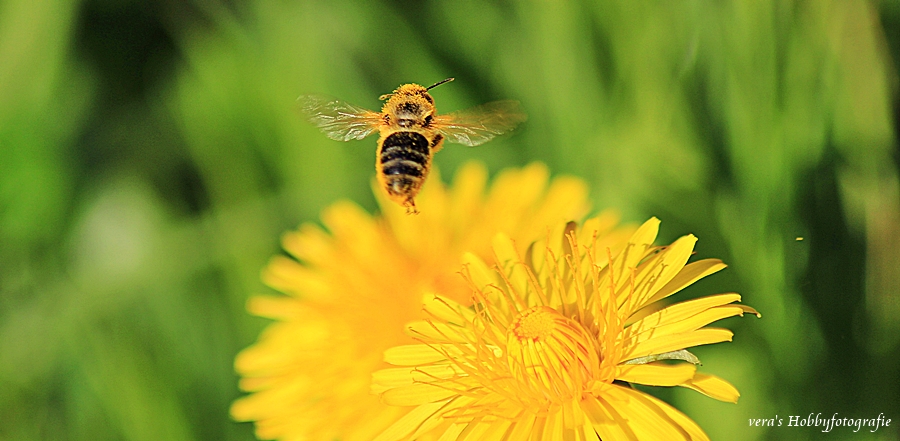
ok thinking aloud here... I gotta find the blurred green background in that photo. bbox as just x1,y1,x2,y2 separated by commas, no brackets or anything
2,0,899,440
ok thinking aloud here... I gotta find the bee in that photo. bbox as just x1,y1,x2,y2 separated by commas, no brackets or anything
299,78,526,213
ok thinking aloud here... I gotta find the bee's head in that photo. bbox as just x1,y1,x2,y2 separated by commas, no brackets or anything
380,79,453,128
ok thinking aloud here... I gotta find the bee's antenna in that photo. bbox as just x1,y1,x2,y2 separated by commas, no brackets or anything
426,78,455,90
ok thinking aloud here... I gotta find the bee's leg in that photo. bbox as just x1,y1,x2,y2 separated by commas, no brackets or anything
430,134,445,153
405,198,419,215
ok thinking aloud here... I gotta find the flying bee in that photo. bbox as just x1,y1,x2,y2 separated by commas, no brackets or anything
299,78,526,213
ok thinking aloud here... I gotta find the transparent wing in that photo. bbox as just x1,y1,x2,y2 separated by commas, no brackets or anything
298,95,383,141
434,100,527,147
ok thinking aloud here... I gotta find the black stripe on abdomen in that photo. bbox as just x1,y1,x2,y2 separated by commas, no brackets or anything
380,132,430,178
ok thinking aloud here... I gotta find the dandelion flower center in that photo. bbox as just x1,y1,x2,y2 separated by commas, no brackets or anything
506,306,599,404
511,306,557,342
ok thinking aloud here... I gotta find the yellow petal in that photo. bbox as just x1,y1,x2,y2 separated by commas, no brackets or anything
738,304,762,317
448,162,488,230
423,293,475,325
617,217,660,272
478,418,514,440
645,259,728,305
619,386,711,441
541,406,563,439
492,233,535,309
373,400,451,441
592,393,662,440
532,176,590,229
492,233,520,269
320,201,380,253
383,344,448,365
625,234,697,314
601,385,702,440
625,293,747,344
624,328,734,361
616,363,697,386
563,398,581,430
582,393,636,441
261,256,328,299
382,383,459,406
371,365,461,394
461,252,496,291
406,319,471,342
436,423,466,441
504,413,536,441
485,163,549,216
280,223,331,263
244,295,303,320
681,372,741,403
625,305,750,347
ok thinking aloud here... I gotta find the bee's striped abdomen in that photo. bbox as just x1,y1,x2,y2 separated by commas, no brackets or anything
379,131,431,206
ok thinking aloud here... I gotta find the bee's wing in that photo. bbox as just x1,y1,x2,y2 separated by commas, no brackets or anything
433,100,527,147
298,95,383,141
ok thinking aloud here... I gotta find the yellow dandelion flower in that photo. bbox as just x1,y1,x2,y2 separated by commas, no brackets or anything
231,162,614,441
372,217,760,441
